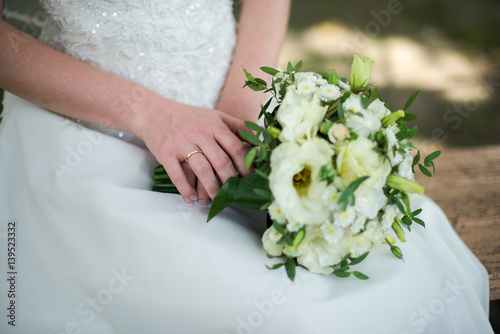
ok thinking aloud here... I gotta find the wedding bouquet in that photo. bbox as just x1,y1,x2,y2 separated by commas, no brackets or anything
153,55,440,280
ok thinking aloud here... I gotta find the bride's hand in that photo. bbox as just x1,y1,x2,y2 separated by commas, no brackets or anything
136,100,251,203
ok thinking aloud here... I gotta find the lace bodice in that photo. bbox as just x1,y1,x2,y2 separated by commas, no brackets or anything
38,0,237,109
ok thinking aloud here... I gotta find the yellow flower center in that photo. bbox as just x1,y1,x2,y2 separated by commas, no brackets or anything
293,167,312,195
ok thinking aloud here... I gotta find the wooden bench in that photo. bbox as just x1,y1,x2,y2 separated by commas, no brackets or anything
415,145,500,300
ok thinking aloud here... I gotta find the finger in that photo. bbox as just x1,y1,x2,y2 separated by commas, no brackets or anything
196,182,211,207
218,111,249,137
162,159,197,204
185,152,221,200
213,130,252,178
198,140,239,185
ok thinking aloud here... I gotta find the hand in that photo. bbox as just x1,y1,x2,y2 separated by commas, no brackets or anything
137,100,252,203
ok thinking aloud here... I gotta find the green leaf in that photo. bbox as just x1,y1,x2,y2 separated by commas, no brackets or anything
334,271,352,278
424,150,441,163
406,126,418,140
286,61,293,72
254,189,273,200
412,217,426,227
294,60,303,72
271,221,286,235
245,147,258,171
207,172,269,221
404,113,419,121
404,90,420,111
243,67,256,83
255,78,267,87
285,257,296,281
411,208,422,217
260,66,280,76
153,165,166,174
151,173,171,181
413,150,421,166
266,262,284,270
349,252,369,265
254,169,269,180
338,176,369,210
244,121,263,132
337,99,345,119
239,130,261,146
418,164,432,177
352,271,369,280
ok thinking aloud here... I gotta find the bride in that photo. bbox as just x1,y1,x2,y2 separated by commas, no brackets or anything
0,0,494,333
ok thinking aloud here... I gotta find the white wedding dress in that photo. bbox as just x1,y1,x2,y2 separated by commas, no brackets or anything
0,1,494,333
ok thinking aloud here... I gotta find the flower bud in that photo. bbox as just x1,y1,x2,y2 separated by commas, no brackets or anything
392,219,407,242
381,109,405,127
328,123,349,143
288,228,305,253
350,54,374,89
387,175,425,195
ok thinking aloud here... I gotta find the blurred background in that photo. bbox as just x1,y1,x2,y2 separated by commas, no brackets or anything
2,0,500,330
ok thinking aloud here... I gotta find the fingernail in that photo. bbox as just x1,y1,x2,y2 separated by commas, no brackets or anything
198,200,208,206
184,195,197,204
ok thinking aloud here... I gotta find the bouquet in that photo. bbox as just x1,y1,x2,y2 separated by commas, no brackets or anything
153,55,440,281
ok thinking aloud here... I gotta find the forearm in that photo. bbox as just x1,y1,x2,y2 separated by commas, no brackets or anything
0,20,169,136
217,0,291,122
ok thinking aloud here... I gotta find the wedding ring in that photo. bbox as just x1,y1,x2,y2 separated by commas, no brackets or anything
185,149,203,163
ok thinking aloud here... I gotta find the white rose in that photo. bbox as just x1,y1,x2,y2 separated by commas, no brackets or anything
269,138,333,225
290,225,348,274
353,184,387,219
346,109,381,137
335,136,392,189
262,226,285,257
367,98,391,120
277,87,327,144
328,123,349,143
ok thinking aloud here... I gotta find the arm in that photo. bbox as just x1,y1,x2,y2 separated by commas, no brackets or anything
0,5,249,202
217,0,291,123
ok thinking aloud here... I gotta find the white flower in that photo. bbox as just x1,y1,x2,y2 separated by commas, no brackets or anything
268,202,287,224
334,206,356,227
346,109,381,137
297,80,316,96
350,214,366,233
295,72,320,84
269,138,333,225
397,148,414,181
327,123,349,143
388,150,403,167
287,220,303,232
343,95,363,113
262,227,285,257
382,204,400,231
291,225,347,274
319,84,341,102
277,86,327,144
322,185,341,211
338,80,351,91
353,184,387,219
321,221,344,244
367,98,390,121
384,124,399,149
335,136,392,190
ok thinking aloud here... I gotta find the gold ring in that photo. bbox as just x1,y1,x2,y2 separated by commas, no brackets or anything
185,149,203,163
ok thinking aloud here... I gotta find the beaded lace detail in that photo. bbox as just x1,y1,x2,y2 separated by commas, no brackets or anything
38,0,236,109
